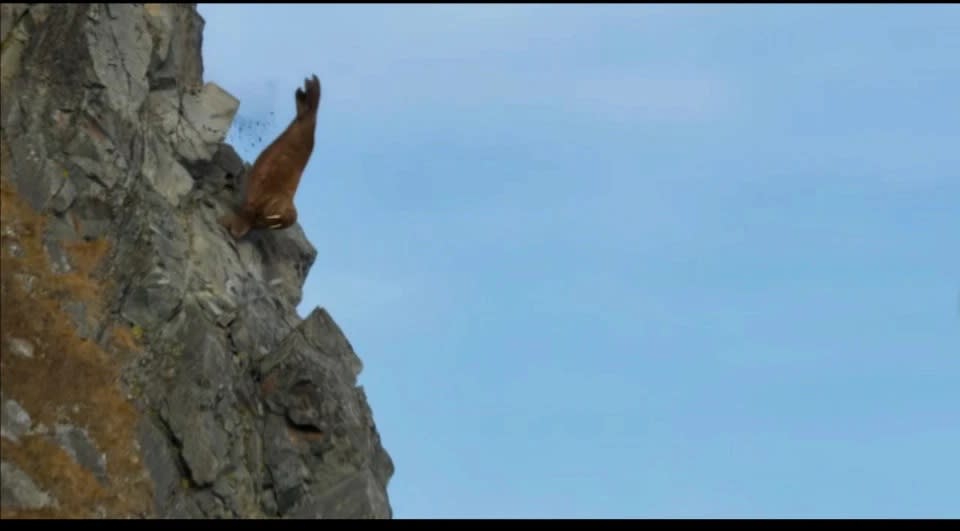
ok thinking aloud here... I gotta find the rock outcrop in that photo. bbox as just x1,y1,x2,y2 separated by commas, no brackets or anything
0,3,393,518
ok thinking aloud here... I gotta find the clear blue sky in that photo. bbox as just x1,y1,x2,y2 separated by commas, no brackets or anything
197,4,960,518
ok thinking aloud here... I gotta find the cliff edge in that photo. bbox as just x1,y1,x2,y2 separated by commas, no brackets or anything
0,3,393,518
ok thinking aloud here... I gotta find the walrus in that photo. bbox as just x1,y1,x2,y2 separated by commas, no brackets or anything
221,74,322,239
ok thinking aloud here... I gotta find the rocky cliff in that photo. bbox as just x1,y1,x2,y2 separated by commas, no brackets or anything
0,3,393,518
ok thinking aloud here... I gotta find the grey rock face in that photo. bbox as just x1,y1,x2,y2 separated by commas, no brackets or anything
51,424,109,485
256,309,394,519
0,461,58,510
3,337,35,360
1,398,32,443
0,2,392,519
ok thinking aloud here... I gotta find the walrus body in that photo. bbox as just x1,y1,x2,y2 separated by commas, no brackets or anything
221,74,321,239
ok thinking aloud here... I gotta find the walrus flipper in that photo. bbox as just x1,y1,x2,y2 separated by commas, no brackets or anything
294,74,321,118
219,210,253,240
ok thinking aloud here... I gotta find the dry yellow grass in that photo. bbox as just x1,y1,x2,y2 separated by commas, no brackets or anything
0,172,154,518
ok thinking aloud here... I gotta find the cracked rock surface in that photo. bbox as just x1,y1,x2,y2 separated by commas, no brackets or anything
0,3,393,518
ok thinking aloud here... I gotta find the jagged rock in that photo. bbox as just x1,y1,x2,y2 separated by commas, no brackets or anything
51,424,108,485
249,225,317,308
42,215,77,273
0,2,392,519
175,410,229,487
3,337,34,360
69,195,116,240
142,3,204,91
257,308,393,519
0,461,58,510
213,144,246,181
141,128,195,206
0,5,30,87
1,398,32,442
0,4,29,44
85,4,152,123
288,469,392,519
137,418,182,515
144,83,239,166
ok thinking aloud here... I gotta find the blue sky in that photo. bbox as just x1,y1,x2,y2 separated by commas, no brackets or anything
197,4,960,518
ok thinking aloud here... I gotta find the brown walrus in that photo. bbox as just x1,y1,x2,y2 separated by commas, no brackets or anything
221,74,321,239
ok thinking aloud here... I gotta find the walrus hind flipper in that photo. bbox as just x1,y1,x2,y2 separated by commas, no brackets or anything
294,74,321,117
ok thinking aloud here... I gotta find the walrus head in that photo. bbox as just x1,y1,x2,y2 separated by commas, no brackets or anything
219,195,297,240
262,195,298,230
